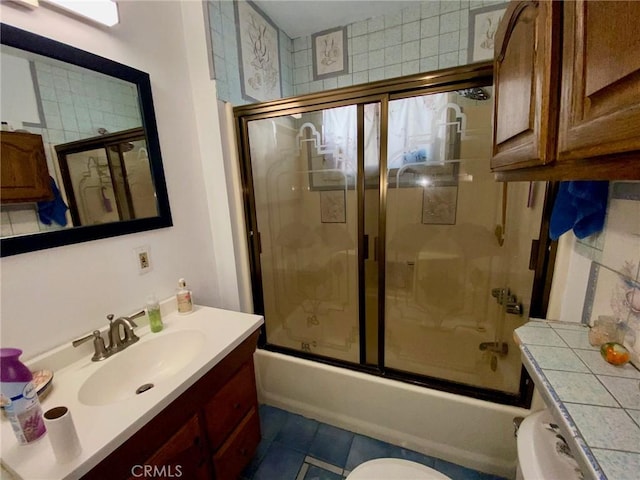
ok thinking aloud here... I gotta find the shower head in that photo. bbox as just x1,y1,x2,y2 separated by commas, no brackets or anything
457,87,491,101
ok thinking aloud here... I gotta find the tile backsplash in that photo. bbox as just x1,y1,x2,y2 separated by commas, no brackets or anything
565,182,640,365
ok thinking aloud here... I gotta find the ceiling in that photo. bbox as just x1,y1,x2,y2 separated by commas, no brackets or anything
252,0,417,39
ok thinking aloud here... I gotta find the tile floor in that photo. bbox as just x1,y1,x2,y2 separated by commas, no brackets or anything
242,405,507,480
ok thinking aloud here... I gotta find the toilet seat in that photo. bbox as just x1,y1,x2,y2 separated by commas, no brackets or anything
346,458,452,480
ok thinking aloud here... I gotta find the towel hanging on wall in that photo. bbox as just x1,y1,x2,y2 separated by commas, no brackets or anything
37,176,69,227
549,181,609,240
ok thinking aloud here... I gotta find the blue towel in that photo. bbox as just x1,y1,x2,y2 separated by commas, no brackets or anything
37,177,69,227
549,181,609,240
402,148,427,164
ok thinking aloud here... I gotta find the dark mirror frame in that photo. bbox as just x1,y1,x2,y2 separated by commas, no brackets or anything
0,23,172,257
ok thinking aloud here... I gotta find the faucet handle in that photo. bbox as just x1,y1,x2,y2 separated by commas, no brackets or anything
72,330,110,361
72,330,100,347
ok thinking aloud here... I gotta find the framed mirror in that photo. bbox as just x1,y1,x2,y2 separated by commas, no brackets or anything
0,23,172,257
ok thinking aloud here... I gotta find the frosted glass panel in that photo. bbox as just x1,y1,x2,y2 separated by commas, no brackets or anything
384,89,544,394
248,109,360,363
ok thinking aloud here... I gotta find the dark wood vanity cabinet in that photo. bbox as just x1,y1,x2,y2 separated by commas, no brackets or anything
85,331,261,480
491,0,640,180
0,131,53,203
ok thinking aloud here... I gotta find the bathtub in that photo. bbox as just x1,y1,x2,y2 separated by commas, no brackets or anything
254,349,537,479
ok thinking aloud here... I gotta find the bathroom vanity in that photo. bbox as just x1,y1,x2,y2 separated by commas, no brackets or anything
0,305,263,480
515,320,640,480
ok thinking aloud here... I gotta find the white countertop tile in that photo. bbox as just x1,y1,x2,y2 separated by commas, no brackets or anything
516,320,640,480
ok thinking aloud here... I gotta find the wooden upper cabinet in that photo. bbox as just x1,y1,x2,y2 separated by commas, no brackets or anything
492,0,640,180
557,0,640,176
1,131,52,203
491,1,562,171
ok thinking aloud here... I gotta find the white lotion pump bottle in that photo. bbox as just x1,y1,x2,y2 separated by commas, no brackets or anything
176,278,193,314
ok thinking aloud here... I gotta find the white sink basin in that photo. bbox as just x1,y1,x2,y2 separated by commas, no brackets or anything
78,330,205,406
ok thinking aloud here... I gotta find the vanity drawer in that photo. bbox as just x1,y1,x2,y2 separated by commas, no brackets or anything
212,407,261,480
204,360,257,449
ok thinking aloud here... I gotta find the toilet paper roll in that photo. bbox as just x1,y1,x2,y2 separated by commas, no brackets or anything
43,406,82,464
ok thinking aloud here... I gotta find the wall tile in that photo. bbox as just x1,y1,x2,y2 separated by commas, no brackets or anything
294,66,310,84
421,16,440,37
368,50,385,69
337,74,353,88
420,36,440,58
420,56,439,72
352,53,369,72
8,207,40,235
385,11,403,28
323,77,338,90
600,196,640,277
369,67,385,82
368,16,385,33
439,31,460,53
439,51,459,68
402,4,421,24
294,36,309,52
441,1,461,14
351,20,368,37
294,50,311,68
1,211,13,237
402,41,421,62
352,71,368,85
384,64,402,78
384,45,402,66
402,61,420,76
422,1,440,18
211,0,484,104
368,31,385,51
295,83,310,96
440,11,461,34
402,21,421,42
352,35,368,55
384,26,402,47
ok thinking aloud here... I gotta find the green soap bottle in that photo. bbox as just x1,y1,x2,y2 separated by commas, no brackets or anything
146,294,163,333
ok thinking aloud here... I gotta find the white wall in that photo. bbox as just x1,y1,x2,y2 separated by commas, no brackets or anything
0,1,241,358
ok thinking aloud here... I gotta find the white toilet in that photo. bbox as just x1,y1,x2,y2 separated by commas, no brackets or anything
346,408,581,480
346,458,452,480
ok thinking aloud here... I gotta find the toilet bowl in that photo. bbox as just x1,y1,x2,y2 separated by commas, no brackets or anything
346,458,452,480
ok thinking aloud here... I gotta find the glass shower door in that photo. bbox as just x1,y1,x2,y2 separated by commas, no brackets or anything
246,106,362,363
383,89,544,394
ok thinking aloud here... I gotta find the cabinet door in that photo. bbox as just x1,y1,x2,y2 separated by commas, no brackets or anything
204,360,258,450
558,0,640,174
130,416,209,480
491,1,562,171
213,407,261,480
0,131,52,203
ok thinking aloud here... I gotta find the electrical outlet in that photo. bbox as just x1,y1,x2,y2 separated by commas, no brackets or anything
134,245,152,274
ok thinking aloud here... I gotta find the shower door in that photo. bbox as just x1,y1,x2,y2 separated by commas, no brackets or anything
235,64,553,406
241,102,383,364
382,90,546,396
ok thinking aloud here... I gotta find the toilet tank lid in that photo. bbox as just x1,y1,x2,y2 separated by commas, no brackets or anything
346,459,451,480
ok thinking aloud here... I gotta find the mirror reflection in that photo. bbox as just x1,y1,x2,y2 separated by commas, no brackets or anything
56,128,157,226
0,44,154,236
0,23,171,256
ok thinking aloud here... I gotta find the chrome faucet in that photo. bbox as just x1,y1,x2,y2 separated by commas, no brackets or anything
73,310,144,361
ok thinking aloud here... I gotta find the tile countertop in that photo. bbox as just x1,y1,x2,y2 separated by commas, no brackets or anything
515,320,640,480
0,305,263,480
